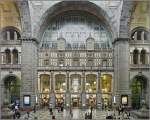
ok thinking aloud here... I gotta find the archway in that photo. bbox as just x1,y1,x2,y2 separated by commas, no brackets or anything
12,49,18,64
35,1,114,42
131,75,148,109
55,74,66,107
70,74,81,107
40,74,50,107
86,74,97,107
5,49,11,64
3,75,20,104
133,49,139,64
140,49,146,64
101,74,112,109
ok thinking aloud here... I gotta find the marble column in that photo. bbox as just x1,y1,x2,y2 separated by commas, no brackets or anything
14,31,18,40
97,72,102,109
11,50,13,64
134,32,137,41
6,31,10,40
50,71,55,108
65,71,71,108
81,71,86,108
141,31,145,41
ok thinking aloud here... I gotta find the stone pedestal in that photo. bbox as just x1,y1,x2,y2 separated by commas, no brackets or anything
97,92,102,110
81,92,86,109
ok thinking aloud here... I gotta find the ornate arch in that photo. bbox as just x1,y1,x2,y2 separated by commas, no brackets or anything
34,1,115,43
119,1,149,38
0,0,31,38
15,0,32,38
119,1,134,38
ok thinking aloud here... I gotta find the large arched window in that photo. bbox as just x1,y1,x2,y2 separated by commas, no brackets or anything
2,27,21,40
131,28,148,41
55,74,66,93
140,49,146,64
41,10,112,49
5,49,11,64
12,49,18,64
133,49,139,64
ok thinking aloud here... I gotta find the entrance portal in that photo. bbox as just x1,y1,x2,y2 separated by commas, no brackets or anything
71,94,81,107
131,75,147,109
39,74,50,107
86,94,96,107
55,94,65,108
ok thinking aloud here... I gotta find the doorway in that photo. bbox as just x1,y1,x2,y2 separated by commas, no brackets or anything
71,94,81,107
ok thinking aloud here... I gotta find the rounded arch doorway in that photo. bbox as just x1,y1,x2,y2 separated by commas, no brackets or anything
131,75,148,109
3,75,20,104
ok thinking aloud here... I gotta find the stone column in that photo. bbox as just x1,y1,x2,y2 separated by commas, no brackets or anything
0,70,1,119
141,31,145,41
11,50,13,64
1,55,4,64
20,38,38,108
50,71,55,108
6,31,10,40
138,52,140,64
14,31,18,40
113,38,131,106
97,71,102,109
130,53,133,64
50,71,54,91
81,71,86,108
65,71,71,108
134,32,137,41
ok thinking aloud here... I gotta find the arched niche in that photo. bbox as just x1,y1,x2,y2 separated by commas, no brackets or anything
3,75,20,104
130,75,149,109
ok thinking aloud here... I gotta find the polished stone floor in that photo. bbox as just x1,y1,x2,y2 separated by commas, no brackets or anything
20,108,136,120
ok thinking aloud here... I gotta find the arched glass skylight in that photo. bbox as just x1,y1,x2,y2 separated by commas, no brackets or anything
41,10,112,49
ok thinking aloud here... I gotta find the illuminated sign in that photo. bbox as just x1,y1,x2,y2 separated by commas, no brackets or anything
23,95,31,106
121,95,128,105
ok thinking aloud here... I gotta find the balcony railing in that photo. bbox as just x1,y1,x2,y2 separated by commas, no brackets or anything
130,64,149,70
38,66,114,71
1,64,21,69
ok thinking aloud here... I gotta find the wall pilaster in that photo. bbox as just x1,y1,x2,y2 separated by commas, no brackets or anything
113,38,131,106
20,38,38,108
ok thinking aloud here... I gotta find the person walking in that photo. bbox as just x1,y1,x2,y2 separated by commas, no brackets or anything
85,112,87,119
33,104,36,113
26,109,30,118
70,107,73,118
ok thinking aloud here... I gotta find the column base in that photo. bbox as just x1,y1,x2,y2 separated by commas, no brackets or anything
50,92,55,108
81,92,86,109
65,92,71,108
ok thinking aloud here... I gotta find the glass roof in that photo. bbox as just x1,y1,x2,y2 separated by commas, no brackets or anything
41,10,112,49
